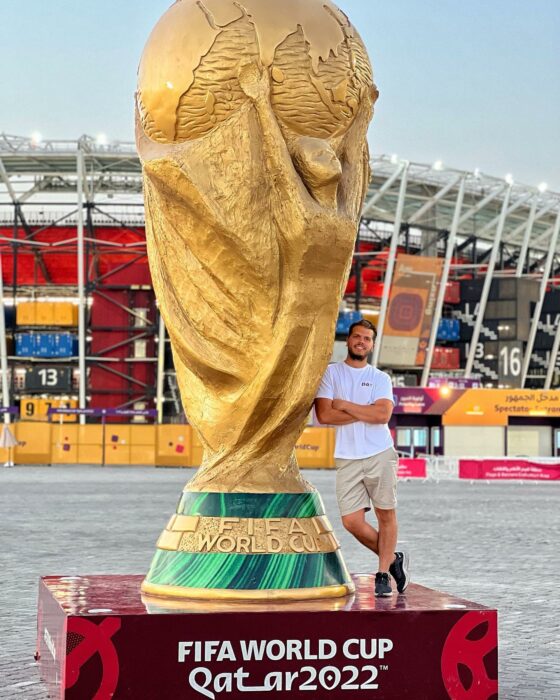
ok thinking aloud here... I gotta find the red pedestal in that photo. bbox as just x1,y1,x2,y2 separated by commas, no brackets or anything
36,574,498,700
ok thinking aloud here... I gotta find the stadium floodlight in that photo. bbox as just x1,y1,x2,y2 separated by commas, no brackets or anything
505,173,514,185
538,182,548,193
390,153,399,164
30,131,42,145
96,133,108,146
433,160,444,171
473,168,481,179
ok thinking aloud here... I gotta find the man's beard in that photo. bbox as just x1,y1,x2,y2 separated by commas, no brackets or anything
348,348,368,361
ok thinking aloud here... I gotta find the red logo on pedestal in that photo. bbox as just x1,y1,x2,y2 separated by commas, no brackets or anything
441,611,498,699
65,616,121,699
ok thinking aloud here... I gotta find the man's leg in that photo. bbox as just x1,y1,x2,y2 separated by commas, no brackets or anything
374,507,397,573
341,509,379,554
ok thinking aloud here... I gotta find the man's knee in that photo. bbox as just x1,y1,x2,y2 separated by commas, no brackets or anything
341,510,367,536
374,507,397,524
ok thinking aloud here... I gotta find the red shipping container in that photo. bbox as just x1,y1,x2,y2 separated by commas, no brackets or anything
362,281,384,298
362,267,382,282
444,281,460,304
356,242,376,252
345,278,385,298
432,347,460,370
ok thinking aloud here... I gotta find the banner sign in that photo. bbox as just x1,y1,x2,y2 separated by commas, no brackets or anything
398,459,427,479
391,388,560,426
393,388,460,415
442,389,560,426
379,255,444,367
48,407,99,416
459,459,560,481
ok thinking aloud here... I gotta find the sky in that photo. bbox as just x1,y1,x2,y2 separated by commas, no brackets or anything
1,0,559,189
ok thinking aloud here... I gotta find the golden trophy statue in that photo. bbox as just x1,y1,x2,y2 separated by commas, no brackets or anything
137,0,377,600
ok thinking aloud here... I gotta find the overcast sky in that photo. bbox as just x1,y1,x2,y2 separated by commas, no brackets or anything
2,0,559,189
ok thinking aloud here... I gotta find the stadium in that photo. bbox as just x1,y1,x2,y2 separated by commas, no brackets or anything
1,134,559,469
1,2,559,697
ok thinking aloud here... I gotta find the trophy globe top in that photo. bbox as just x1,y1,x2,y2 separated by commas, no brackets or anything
137,0,375,144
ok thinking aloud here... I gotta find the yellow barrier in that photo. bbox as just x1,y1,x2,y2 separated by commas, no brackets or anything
7,422,337,468
14,422,52,464
295,427,336,468
130,425,156,465
77,425,104,464
155,425,193,466
51,424,79,464
104,424,131,465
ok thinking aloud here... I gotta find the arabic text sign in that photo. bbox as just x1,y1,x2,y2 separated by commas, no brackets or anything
398,459,427,479
459,459,560,481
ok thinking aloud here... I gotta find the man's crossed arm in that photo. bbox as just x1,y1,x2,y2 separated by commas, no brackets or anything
314,398,393,426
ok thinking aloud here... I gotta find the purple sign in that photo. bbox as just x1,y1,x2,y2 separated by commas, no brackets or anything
48,408,99,416
48,408,157,418
392,388,464,416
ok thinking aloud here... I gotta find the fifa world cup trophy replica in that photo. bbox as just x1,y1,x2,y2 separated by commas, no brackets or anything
137,0,377,600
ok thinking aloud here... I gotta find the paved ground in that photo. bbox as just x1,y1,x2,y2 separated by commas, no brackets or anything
0,466,558,698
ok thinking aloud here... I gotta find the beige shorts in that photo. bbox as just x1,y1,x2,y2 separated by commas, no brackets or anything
335,447,399,515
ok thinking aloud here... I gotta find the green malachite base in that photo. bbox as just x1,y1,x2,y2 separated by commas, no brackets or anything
176,491,325,518
145,550,351,591
143,491,354,601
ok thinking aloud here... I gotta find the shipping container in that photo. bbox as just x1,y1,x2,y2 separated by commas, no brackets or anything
336,310,362,335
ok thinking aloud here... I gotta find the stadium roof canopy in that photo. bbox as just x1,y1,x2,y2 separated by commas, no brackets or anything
0,134,559,257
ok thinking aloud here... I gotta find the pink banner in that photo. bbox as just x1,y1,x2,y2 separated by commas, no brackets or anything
398,459,427,479
459,459,560,481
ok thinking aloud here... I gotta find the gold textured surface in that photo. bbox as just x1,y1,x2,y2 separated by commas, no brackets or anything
142,592,355,612
141,580,355,602
169,515,200,532
157,515,338,554
156,529,183,551
137,0,376,494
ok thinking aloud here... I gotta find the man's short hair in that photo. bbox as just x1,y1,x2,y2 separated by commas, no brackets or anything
348,319,377,339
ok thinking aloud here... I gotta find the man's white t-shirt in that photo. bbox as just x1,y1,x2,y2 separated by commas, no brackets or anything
316,362,395,459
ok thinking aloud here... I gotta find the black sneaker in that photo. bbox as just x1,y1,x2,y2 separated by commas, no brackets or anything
374,572,392,597
389,551,410,593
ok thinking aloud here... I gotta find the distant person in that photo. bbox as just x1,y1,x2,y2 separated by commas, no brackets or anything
314,320,410,597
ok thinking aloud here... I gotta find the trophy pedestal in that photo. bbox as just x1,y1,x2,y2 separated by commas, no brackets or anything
36,574,498,699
